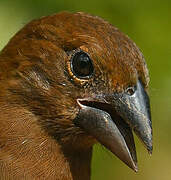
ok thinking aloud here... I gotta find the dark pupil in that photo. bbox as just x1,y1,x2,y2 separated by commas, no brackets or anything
72,52,94,78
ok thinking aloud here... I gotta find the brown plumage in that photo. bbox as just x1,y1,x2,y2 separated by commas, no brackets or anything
0,12,152,180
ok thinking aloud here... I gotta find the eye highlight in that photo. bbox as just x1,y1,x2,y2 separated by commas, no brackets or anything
70,51,94,79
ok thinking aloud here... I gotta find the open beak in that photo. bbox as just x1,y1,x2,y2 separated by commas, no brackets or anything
74,80,152,171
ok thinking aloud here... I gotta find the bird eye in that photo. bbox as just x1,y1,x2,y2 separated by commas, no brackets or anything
70,51,94,79
126,86,136,96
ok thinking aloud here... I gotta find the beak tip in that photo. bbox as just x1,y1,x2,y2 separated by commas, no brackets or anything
136,129,153,156
147,147,153,155
145,137,153,155
129,161,138,172
124,152,138,173
134,166,138,173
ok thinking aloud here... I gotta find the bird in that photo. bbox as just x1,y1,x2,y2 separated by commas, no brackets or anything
0,11,152,180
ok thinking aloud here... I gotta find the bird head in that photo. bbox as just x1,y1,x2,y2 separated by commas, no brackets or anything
0,12,152,171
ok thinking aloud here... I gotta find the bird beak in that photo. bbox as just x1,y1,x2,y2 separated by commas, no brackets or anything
74,79,152,172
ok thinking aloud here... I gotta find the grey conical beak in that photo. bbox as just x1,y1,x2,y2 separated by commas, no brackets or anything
74,106,138,171
74,79,152,171
108,80,152,154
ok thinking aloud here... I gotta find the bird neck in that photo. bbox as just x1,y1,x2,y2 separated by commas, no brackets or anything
0,104,93,180
62,146,93,180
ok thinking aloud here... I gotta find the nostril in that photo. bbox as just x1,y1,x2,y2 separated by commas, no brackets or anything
126,87,135,96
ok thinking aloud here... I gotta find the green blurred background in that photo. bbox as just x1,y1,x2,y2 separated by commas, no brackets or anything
0,0,170,179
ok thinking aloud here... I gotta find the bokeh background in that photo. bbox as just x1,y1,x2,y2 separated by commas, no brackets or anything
0,0,170,179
